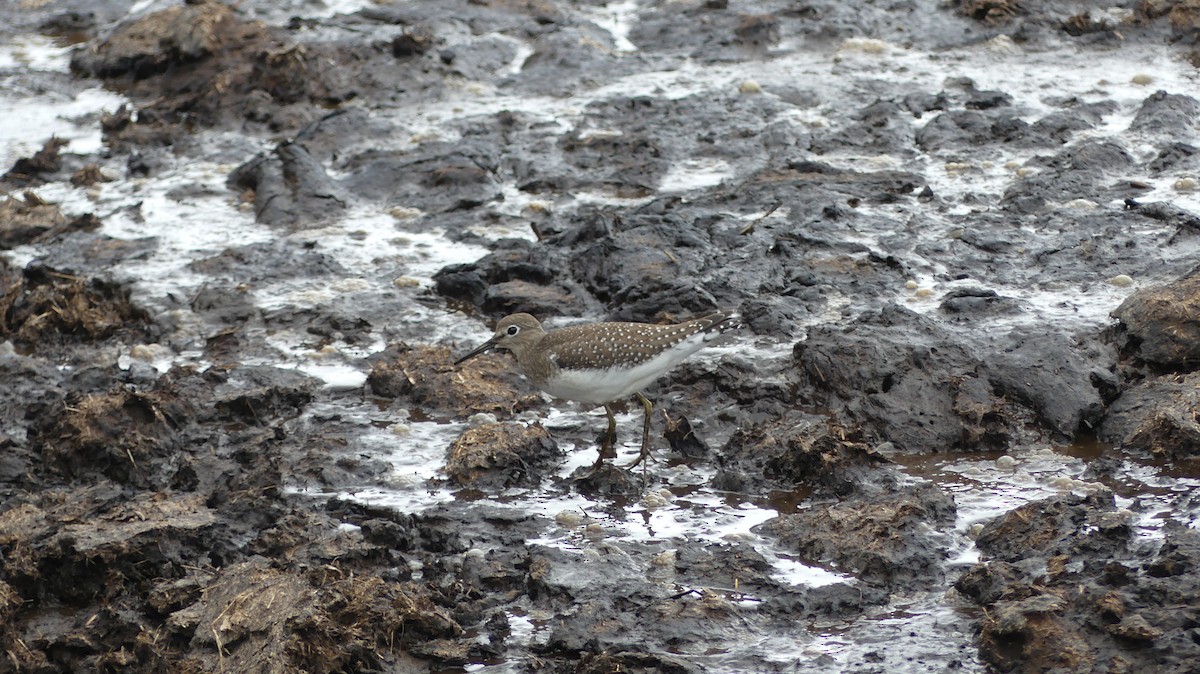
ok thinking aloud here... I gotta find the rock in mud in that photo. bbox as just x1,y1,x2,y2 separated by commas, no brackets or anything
210,365,319,423
981,327,1106,438
71,0,361,142
33,388,186,489
482,279,587,317
1002,139,1139,212
70,2,262,79
1110,267,1200,370
524,538,857,671
713,415,889,496
957,494,1200,674
341,140,504,214
1099,372,1200,459
0,261,154,349
1129,90,1200,135
229,141,350,227
973,490,1129,563
758,480,956,590
434,238,566,311
367,343,545,421
444,422,560,488
797,310,990,452
0,192,99,249
797,304,1108,449
2,137,68,187
915,109,1027,151
190,239,347,283
168,560,465,672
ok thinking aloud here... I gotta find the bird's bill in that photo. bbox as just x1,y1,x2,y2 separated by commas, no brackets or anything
454,338,498,365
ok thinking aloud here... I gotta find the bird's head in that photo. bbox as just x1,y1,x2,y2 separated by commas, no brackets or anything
454,313,546,364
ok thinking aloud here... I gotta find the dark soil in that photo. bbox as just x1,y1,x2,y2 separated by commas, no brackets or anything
3,0,1200,672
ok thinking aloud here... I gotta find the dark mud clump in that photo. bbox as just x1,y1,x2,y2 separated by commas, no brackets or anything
1110,267,1200,371
367,343,546,421
0,351,505,671
35,388,187,489
795,304,1107,452
1099,372,1200,460
0,261,153,350
956,492,1200,674
7,0,1200,670
0,192,100,249
444,422,560,488
2,137,68,187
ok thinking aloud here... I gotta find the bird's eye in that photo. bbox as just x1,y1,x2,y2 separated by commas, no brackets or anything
506,325,520,336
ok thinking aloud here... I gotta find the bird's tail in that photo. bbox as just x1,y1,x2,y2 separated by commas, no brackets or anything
699,311,742,342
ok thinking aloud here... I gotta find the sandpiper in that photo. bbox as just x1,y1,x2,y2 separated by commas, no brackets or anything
454,312,739,468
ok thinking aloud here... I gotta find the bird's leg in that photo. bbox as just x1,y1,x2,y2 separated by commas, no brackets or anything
592,403,618,469
625,392,654,470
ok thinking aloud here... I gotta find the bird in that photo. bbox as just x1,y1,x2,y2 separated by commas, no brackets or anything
454,311,739,470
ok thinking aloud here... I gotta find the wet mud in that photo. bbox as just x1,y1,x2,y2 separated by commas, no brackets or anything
3,0,1200,672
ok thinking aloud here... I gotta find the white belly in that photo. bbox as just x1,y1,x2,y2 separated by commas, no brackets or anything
537,337,709,405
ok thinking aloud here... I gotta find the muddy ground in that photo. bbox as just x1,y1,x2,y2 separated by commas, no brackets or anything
2,0,1200,672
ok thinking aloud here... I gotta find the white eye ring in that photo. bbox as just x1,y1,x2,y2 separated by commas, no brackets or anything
506,325,520,336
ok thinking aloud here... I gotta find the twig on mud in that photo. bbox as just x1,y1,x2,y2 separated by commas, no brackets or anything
738,202,781,235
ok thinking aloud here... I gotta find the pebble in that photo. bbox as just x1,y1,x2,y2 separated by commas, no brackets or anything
650,549,677,567
839,37,889,54
554,510,583,527
739,79,762,94
468,412,499,427
1109,274,1134,288
641,490,672,509
905,280,918,290
995,455,1017,470
129,343,159,361
1174,177,1198,192
332,278,370,293
1051,476,1075,490
985,35,1019,53
967,523,986,540
389,206,423,220
1130,73,1154,85
386,472,422,488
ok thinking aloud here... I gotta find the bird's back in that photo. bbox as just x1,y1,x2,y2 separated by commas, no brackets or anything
525,312,737,404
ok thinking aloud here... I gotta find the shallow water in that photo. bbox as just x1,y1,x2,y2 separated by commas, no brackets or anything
4,2,1199,671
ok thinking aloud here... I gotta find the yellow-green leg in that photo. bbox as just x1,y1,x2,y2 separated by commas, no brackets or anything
592,403,618,468
624,392,654,469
